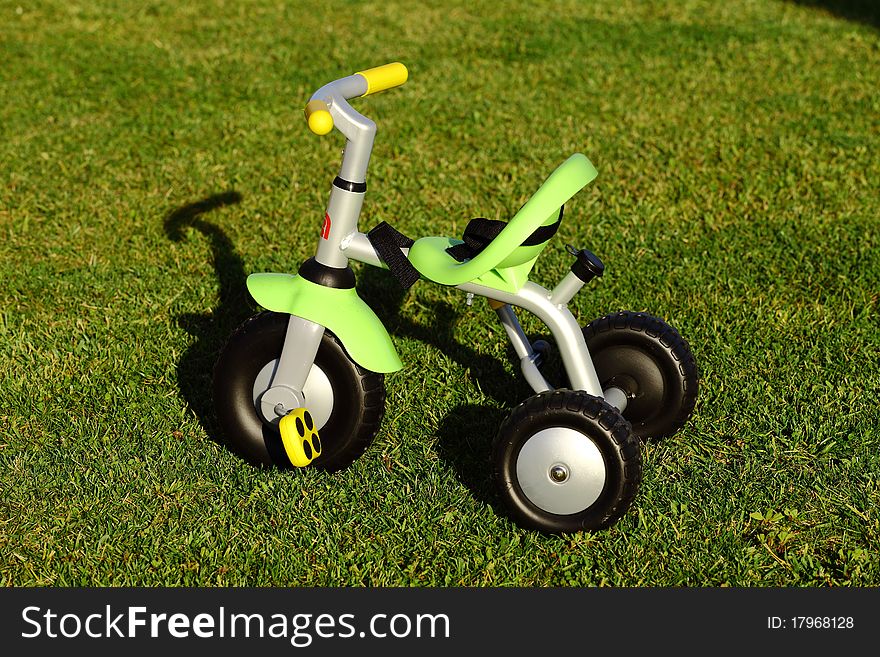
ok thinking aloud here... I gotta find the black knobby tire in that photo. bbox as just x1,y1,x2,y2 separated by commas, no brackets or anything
583,311,698,440
213,311,385,472
492,390,641,534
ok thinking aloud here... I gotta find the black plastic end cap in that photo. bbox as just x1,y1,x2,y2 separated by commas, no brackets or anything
569,246,605,283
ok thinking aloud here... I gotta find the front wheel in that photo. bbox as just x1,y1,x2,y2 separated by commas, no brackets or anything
583,311,698,440
492,390,641,534
213,311,385,472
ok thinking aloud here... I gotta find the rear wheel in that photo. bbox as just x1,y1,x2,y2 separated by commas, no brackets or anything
213,311,385,472
582,311,698,440
492,390,641,534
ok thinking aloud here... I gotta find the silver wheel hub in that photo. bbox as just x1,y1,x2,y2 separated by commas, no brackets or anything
259,385,304,423
516,427,606,515
253,359,334,430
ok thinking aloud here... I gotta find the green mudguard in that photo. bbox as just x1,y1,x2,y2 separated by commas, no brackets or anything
246,273,403,373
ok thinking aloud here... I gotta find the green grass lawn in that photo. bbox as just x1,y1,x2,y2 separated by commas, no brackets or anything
1,0,878,586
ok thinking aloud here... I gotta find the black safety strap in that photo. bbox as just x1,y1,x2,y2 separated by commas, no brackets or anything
446,206,564,263
366,221,421,290
445,218,506,262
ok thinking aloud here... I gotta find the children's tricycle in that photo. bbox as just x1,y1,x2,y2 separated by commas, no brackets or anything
213,63,698,533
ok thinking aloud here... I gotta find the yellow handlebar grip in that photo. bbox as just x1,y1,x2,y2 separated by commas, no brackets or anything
304,99,334,135
356,62,408,96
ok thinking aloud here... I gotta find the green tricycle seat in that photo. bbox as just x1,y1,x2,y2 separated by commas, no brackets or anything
407,153,598,293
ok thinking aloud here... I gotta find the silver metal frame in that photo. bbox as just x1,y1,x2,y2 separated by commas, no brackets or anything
258,72,627,426
343,231,626,409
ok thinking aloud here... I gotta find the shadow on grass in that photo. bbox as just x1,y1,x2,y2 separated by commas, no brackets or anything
357,266,531,509
434,404,508,508
790,0,880,29
356,265,527,407
163,191,251,443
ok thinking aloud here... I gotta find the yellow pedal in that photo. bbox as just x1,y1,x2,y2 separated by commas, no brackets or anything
279,408,322,467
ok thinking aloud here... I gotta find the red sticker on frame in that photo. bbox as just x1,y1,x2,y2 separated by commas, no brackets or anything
321,212,331,240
